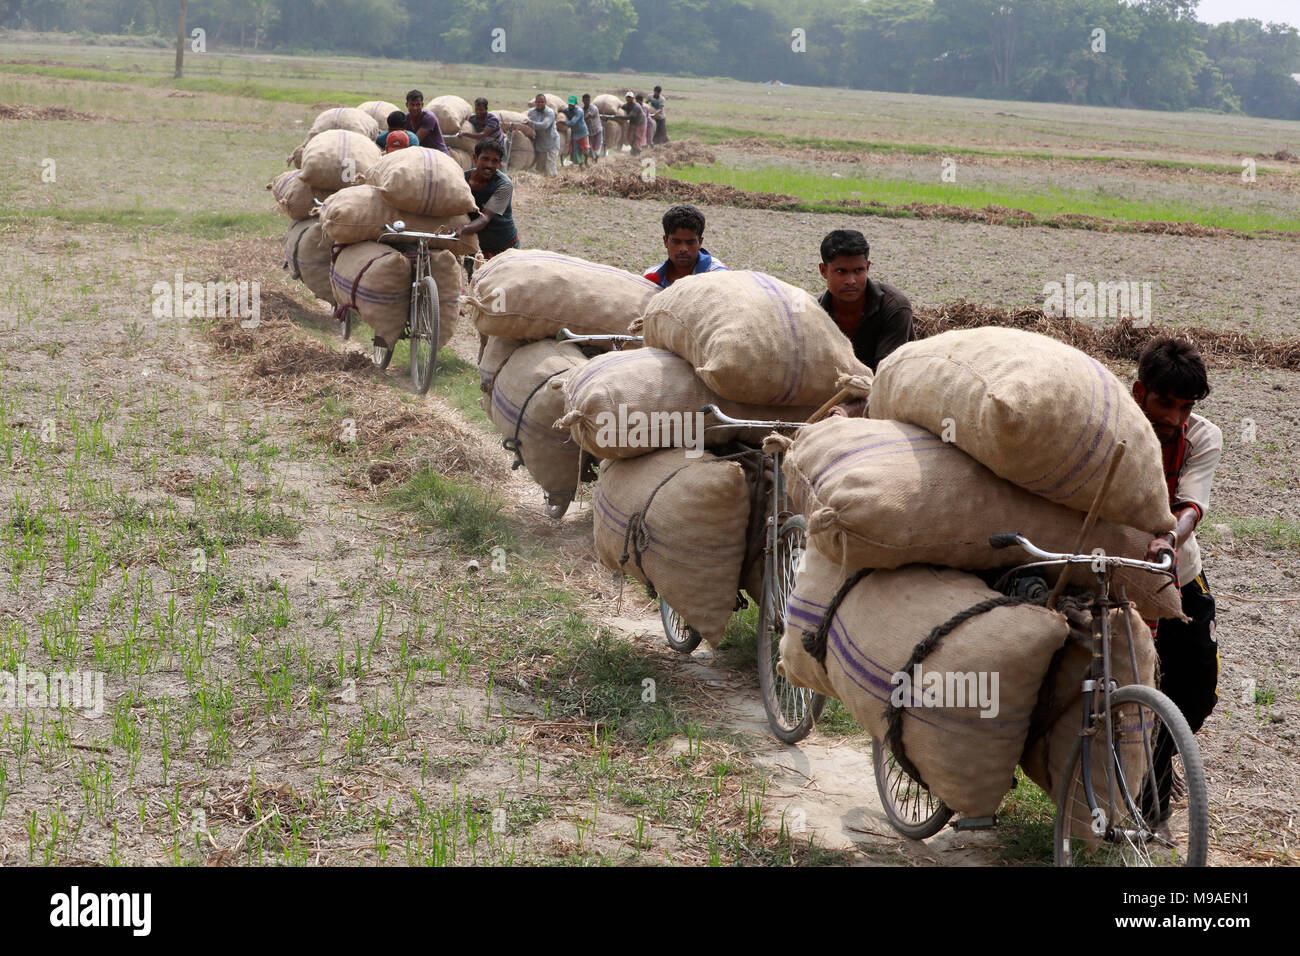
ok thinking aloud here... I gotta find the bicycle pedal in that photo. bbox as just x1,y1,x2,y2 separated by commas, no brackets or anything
952,816,997,831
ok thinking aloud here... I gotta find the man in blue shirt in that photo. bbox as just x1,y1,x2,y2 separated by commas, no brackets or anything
642,204,728,288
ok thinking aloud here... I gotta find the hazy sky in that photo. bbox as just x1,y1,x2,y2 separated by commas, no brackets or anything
1194,0,1297,27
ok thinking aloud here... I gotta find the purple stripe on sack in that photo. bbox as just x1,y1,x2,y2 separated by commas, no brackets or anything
566,349,651,397
814,432,945,485
595,470,747,564
492,382,574,449
1020,357,1116,498
749,272,800,405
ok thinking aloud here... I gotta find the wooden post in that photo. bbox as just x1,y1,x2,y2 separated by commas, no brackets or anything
174,0,188,79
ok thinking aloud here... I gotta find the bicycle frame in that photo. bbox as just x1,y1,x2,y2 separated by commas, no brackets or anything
992,533,1176,846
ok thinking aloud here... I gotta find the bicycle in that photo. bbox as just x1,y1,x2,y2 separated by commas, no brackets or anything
873,532,1207,866
337,221,457,394
697,404,827,744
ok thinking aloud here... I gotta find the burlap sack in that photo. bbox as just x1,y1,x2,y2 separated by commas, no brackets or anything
466,249,657,339
362,147,478,218
430,95,473,136
308,106,379,141
498,110,535,141
593,95,624,151
329,241,411,345
284,220,335,305
784,417,1183,622
1020,599,1156,843
318,185,477,254
638,270,872,407
558,348,816,460
449,147,474,171
268,170,331,221
358,100,401,127
870,328,1175,534
592,449,750,646
490,341,588,496
781,552,1070,818
300,129,383,191
424,248,464,352
478,336,527,394
288,144,304,169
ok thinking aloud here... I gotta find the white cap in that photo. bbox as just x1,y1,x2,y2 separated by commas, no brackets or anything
625,91,635,98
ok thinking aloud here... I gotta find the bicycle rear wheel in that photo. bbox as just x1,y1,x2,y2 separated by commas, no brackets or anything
372,337,395,370
873,737,954,840
660,598,702,654
410,275,440,394
756,515,825,743
1055,683,1208,866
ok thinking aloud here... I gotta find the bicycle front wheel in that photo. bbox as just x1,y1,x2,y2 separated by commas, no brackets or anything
873,737,953,840
757,515,825,744
1055,683,1208,866
410,275,440,394
660,598,702,654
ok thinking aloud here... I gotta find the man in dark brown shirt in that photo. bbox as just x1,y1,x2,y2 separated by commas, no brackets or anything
818,229,915,416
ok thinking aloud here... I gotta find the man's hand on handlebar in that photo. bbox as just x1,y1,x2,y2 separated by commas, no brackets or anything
827,397,868,419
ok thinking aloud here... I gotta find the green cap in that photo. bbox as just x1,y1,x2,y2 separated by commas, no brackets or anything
568,95,578,105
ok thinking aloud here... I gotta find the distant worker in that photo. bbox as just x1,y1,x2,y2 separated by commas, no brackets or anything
460,97,506,151
404,89,451,155
643,204,728,288
454,139,520,258
649,85,668,144
515,93,560,176
620,91,646,156
375,111,419,153
559,96,592,166
637,93,653,151
819,229,915,417
582,94,603,162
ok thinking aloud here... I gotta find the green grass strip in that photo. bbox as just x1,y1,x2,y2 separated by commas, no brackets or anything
662,162,1300,233
0,206,281,238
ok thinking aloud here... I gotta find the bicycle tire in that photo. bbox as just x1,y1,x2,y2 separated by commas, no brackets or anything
410,275,440,394
342,308,354,341
373,338,395,370
1054,683,1208,866
543,492,571,519
756,515,825,743
660,598,702,654
872,737,954,840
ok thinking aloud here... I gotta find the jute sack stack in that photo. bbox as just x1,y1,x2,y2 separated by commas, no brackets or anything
870,328,1175,534
478,335,527,397
499,110,535,140
449,148,474,171
1020,598,1156,843
358,100,402,127
558,348,816,460
781,417,1182,621
593,449,751,646
430,95,473,136
593,95,623,152
490,341,588,496
284,220,336,305
466,249,658,339
268,170,332,221
636,270,873,407
361,147,478,218
318,185,478,254
299,130,383,191
777,550,1070,818
330,242,462,349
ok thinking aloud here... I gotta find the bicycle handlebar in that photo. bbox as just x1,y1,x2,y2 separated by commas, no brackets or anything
990,532,1175,575
699,404,809,433
380,222,462,242
556,328,644,345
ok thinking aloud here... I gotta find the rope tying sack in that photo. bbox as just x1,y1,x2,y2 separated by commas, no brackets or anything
330,245,387,324
883,593,1046,791
801,568,873,666
502,368,567,470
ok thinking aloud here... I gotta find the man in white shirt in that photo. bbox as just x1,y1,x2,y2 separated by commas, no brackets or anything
1132,337,1223,741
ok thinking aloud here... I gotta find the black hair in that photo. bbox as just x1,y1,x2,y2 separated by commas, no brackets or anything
474,97,488,109
653,86,662,93
474,138,505,159
405,89,423,102
581,93,591,102
820,229,870,263
635,93,645,103
386,110,408,129
1137,337,1210,401
663,204,705,238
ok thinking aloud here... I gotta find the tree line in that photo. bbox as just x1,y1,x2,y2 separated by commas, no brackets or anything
7,0,1300,119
